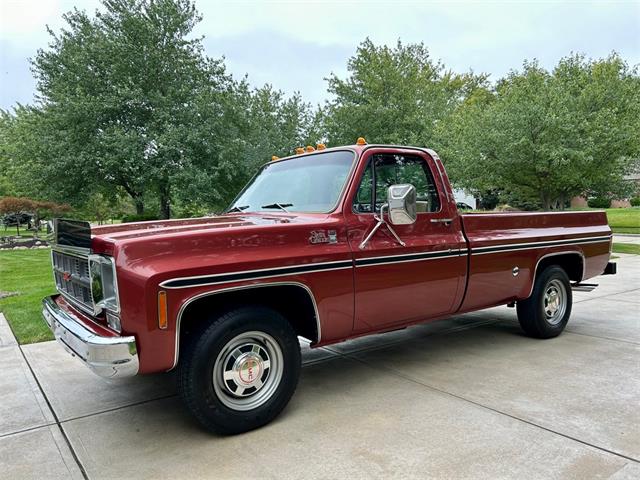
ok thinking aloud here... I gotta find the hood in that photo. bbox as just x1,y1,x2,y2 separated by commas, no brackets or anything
91,212,324,242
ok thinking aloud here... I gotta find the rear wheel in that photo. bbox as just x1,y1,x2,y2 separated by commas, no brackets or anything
178,306,301,434
517,266,572,339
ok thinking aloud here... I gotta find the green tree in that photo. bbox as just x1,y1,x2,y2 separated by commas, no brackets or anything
1,105,97,206
241,85,323,164
324,38,487,147
0,112,15,197
169,83,322,214
31,0,238,218
441,54,640,210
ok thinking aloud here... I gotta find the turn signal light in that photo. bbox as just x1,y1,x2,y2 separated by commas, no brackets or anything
356,137,367,145
295,147,305,154
271,155,279,161
158,290,168,330
317,143,326,150
306,145,315,152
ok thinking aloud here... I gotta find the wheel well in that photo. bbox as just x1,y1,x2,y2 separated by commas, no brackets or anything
536,253,584,283
178,284,319,355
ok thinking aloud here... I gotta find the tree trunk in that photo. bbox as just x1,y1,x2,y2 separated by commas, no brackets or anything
558,194,567,211
33,212,40,238
159,184,171,219
159,199,170,219
119,181,144,215
134,197,144,215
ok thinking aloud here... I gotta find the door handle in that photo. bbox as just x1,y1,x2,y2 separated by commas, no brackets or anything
430,218,453,225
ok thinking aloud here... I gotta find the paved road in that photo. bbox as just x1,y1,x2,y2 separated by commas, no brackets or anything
614,234,640,245
1,254,639,479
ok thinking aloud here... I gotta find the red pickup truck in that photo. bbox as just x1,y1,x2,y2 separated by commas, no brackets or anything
43,140,616,434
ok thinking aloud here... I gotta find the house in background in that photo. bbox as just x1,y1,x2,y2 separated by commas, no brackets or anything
453,189,477,209
571,168,640,209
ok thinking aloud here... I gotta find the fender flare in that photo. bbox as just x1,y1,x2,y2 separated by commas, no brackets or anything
169,281,320,370
525,250,585,299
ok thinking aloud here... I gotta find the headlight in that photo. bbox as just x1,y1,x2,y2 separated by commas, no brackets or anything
89,254,120,315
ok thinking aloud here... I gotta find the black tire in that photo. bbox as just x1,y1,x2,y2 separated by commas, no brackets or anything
178,305,301,435
517,265,572,339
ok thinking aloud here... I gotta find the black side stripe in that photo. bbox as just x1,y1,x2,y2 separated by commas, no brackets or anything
471,235,611,255
161,261,353,288
355,250,465,267
161,235,610,289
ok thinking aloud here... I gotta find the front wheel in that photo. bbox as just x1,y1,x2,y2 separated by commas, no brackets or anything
178,306,301,434
517,265,572,339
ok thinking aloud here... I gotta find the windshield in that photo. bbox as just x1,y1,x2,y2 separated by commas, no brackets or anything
228,150,355,213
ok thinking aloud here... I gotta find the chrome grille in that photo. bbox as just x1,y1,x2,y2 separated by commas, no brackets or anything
52,250,93,312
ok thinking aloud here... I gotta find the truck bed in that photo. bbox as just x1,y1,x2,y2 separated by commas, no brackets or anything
458,211,611,313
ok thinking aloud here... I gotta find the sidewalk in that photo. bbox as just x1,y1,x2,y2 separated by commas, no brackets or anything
1,255,639,479
0,313,82,479
613,234,640,244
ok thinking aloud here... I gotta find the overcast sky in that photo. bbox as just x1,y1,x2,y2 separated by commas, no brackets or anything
1,0,639,110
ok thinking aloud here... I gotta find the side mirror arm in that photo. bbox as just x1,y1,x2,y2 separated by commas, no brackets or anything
359,204,406,250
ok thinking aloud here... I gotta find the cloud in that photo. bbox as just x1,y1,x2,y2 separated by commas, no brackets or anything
0,40,38,109
0,0,60,38
0,0,638,110
203,29,352,105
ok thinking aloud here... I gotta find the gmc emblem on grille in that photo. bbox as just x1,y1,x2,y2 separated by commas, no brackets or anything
62,271,72,282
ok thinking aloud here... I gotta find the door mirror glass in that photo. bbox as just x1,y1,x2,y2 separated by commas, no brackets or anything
387,184,417,225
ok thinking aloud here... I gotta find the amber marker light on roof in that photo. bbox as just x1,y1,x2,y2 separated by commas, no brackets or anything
295,147,305,154
356,137,367,145
158,290,168,330
271,155,279,161
306,145,315,152
316,143,326,150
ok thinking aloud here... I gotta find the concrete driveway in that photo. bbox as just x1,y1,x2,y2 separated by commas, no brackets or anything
1,254,638,479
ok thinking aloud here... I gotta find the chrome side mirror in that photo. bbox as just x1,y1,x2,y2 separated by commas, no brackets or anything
359,183,416,250
387,184,417,225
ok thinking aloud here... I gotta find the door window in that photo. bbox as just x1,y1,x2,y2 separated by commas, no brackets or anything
353,154,440,214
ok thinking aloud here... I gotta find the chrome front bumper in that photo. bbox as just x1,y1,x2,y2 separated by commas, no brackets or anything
42,296,139,378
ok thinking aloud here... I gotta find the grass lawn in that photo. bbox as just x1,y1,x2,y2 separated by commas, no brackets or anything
569,207,639,234
612,243,640,255
0,248,55,344
605,207,640,234
2,226,38,237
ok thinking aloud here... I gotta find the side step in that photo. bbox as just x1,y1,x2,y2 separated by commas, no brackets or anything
571,283,598,292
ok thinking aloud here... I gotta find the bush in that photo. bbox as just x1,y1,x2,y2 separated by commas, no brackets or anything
121,213,160,223
587,197,611,209
630,197,640,207
494,204,521,212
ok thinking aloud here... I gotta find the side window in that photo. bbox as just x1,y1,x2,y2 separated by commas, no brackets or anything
353,154,441,213
353,163,373,213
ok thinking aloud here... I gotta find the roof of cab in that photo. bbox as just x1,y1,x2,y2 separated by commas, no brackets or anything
269,139,431,164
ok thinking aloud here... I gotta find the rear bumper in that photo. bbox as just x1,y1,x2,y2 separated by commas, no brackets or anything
42,296,139,378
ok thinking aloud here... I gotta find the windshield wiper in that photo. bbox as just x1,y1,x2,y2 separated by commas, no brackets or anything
226,205,249,213
260,203,293,212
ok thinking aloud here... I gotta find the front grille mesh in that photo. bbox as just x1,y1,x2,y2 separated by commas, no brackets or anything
52,250,93,311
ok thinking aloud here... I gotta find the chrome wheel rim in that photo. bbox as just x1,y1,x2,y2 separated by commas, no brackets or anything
543,279,567,325
213,331,283,411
